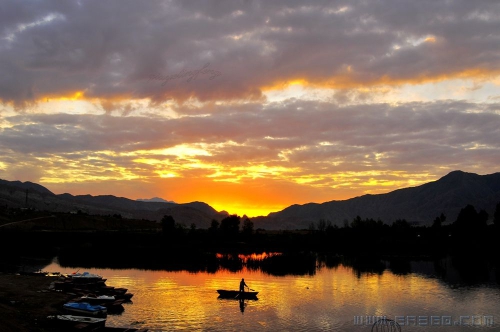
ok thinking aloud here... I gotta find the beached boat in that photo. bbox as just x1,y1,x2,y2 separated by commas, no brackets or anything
112,287,128,295
47,314,106,329
217,290,259,299
117,292,134,301
80,294,116,304
63,302,107,317
67,271,106,283
103,299,126,314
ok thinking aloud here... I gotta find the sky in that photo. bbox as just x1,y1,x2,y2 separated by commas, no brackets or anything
1,0,499,217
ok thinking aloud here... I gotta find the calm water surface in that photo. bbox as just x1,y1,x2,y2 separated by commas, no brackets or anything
42,257,499,332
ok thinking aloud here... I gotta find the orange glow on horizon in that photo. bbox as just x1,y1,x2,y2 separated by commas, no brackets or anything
43,168,437,218
209,202,285,218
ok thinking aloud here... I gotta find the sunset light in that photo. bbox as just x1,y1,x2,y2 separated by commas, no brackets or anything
2,3,500,332
1,1,499,218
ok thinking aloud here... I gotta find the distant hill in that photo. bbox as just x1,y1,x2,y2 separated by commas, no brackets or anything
2,170,499,230
0,179,227,228
137,197,175,203
0,179,54,195
251,170,500,230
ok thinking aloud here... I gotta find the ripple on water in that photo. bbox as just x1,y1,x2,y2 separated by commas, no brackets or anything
38,261,500,332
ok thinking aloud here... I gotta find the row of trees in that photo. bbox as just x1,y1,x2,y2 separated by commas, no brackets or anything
161,202,500,237
306,202,500,233
208,215,254,236
161,214,254,237
151,202,500,257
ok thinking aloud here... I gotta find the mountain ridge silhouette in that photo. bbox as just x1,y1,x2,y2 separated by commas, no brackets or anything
1,170,499,230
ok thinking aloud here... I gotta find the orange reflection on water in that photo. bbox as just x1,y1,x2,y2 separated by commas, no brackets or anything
215,252,281,263
41,258,500,331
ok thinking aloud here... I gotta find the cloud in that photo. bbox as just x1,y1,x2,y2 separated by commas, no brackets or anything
1,0,499,106
1,100,499,187
1,1,499,216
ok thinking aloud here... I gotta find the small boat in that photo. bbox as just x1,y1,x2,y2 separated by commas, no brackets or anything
68,271,106,283
217,290,259,299
103,299,126,314
112,287,128,295
80,294,116,304
47,314,106,329
63,302,107,317
116,292,134,301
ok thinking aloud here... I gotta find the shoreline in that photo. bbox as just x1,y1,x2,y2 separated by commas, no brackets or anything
0,272,148,332
0,273,73,331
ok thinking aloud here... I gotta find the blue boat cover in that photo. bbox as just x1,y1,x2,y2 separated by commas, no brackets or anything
63,302,106,311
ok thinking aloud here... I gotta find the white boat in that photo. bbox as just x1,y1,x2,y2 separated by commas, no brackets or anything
69,271,103,279
67,271,106,283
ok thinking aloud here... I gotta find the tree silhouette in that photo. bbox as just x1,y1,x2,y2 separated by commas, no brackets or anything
161,215,175,235
317,219,330,233
432,213,446,228
220,215,240,237
242,217,254,236
209,219,219,235
494,202,500,227
190,223,197,234
478,210,488,226
454,204,487,234
350,216,363,229
392,219,411,230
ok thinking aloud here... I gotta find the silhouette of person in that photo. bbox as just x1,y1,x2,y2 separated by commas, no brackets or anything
239,278,248,293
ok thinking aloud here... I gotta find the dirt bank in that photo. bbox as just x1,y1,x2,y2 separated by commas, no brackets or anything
0,273,73,332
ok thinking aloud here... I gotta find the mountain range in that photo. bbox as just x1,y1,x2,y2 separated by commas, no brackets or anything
136,197,176,203
0,179,228,228
1,170,499,230
253,170,500,229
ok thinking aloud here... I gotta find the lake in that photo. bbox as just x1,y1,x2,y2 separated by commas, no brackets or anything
40,254,499,332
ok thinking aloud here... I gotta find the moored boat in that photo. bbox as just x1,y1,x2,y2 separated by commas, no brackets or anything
113,287,128,295
103,299,126,314
117,292,134,301
217,289,259,299
80,294,116,304
67,271,106,283
63,301,107,317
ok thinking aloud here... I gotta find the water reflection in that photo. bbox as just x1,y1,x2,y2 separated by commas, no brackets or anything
217,296,253,314
3,247,500,332
57,250,322,276
388,258,412,275
16,254,499,332
344,255,386,277
4,250,500,288
238,298,244,313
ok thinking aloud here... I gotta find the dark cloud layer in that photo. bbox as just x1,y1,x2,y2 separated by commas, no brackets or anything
1,0,499,105
1,100,499,183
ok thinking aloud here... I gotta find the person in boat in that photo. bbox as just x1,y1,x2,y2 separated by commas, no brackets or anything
239,278,248,293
